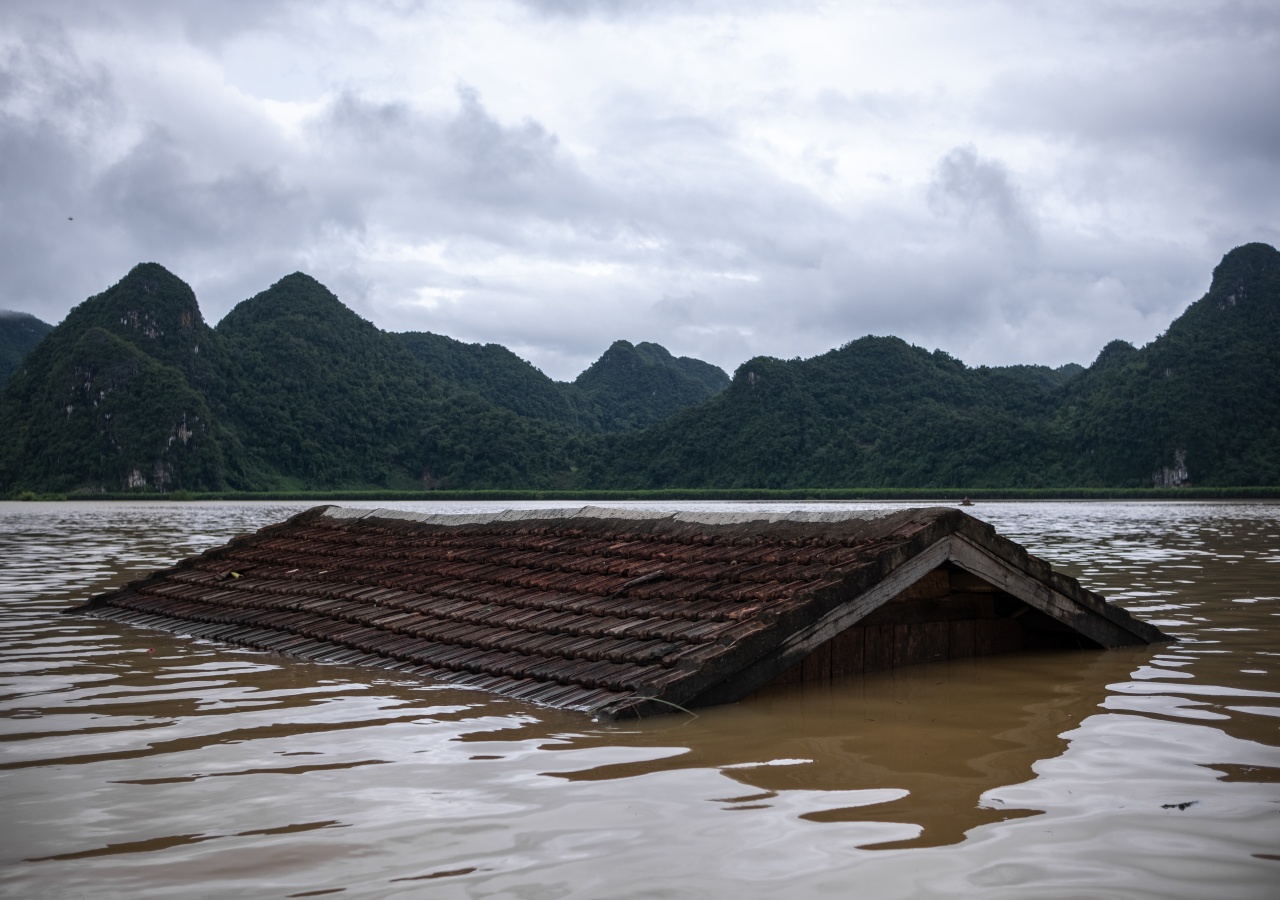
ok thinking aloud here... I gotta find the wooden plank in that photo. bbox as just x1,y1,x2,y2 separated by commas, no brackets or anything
801,640,832,684
893,621,948,667
920,621,949,664
894,623,914,667
948,535,1146,648
862,593,984,625
770,661,803,686
893,568,950,601
865,623,895,671
948,619,976,658
974,618,1023,656
773,537,953,661
829,625,864,678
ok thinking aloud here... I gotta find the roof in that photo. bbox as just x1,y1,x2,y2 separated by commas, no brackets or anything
73,505,1166,719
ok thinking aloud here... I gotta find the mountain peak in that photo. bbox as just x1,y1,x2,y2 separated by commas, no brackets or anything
39,263,211,378
99,262,203,329
274,271,330,291
217,271,370,337
575,339,730,430
1206,242,1279,308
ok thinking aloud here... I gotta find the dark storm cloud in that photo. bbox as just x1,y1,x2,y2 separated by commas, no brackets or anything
0,15,357,323
307,86,602,254
1,0,1275,379
928,145,1035,243
0,16,119,310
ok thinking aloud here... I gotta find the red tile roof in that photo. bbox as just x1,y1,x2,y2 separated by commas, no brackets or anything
74,505,1165,718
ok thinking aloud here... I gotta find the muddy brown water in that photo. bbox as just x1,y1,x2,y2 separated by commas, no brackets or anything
1,500,1278,899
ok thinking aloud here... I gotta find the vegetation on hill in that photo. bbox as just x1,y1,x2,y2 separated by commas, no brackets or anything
397,331,597,429
584,243,1280,489
573,340,732,431
1,243,1276,495
396,333,732,433
211,273,445,487
0,267,727,493
581,339,1083,488
0,265,243,492
0,311,53,387
1050,242,1280,486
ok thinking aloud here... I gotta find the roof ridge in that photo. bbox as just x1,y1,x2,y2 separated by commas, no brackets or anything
319,505,922,528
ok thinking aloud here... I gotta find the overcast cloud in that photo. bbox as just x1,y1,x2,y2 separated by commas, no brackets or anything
2,0,1277,379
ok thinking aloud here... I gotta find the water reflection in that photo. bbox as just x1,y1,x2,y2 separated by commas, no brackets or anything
548,647,1149,849
2,500,1279,899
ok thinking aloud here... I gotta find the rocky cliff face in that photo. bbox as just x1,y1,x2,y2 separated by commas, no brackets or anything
1153,449,1190,488
0,265,251,493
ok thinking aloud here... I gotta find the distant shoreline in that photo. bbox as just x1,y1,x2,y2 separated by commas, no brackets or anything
7,487,1280,502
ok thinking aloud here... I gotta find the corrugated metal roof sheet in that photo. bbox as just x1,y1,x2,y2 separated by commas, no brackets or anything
72,505,1165,718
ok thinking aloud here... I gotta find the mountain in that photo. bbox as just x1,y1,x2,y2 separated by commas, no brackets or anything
0,264,242,493
0,311,53,387
1,265,725,494
397,333,732,433
573,340,732,431
397,331,598,430
211,273,446,487
2,244,1276,494
582,338,1078,488
585,243,1280,489
1052,241,1280,486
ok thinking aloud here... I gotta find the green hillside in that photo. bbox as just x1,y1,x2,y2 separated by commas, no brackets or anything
586,243,1280,489
1052,242,1280,486
397,333,732,433
574,340,732,431
397,331,598,429
0,311,53,387
0,267,723,494
211,273,445,487
0,265,243,493
2,243,1276,496
582,339,1079,488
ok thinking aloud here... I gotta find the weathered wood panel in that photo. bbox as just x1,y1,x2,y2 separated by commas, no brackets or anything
975,618,1023,656
949,619,976,658
865,623,896,672
830,625,865,678
802,640,832,683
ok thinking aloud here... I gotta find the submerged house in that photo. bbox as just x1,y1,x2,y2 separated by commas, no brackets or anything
74,505,1166,719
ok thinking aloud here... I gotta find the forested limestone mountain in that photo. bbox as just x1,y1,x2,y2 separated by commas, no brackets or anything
0,266,725,493
0,264,243,493
0,311,53,387
212,273,443,487
1051,241,1280,486
396,333,732,433
582,338,1085,488
573,340,732,431
2,243,1276,494
397,331,597,430
215,274,582,490
585,242,1280,489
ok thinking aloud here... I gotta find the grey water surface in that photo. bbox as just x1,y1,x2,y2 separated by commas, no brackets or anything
1,500,1278,899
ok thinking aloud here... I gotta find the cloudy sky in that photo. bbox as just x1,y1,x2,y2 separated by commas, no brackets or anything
2,0,1277,380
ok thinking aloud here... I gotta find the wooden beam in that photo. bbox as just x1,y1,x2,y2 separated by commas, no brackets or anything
773,537,955,663
946,535,1148,648
690,538,956,705
687,527,1162,709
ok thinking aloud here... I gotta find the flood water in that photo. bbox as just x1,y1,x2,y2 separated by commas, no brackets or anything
2,500,1278,899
